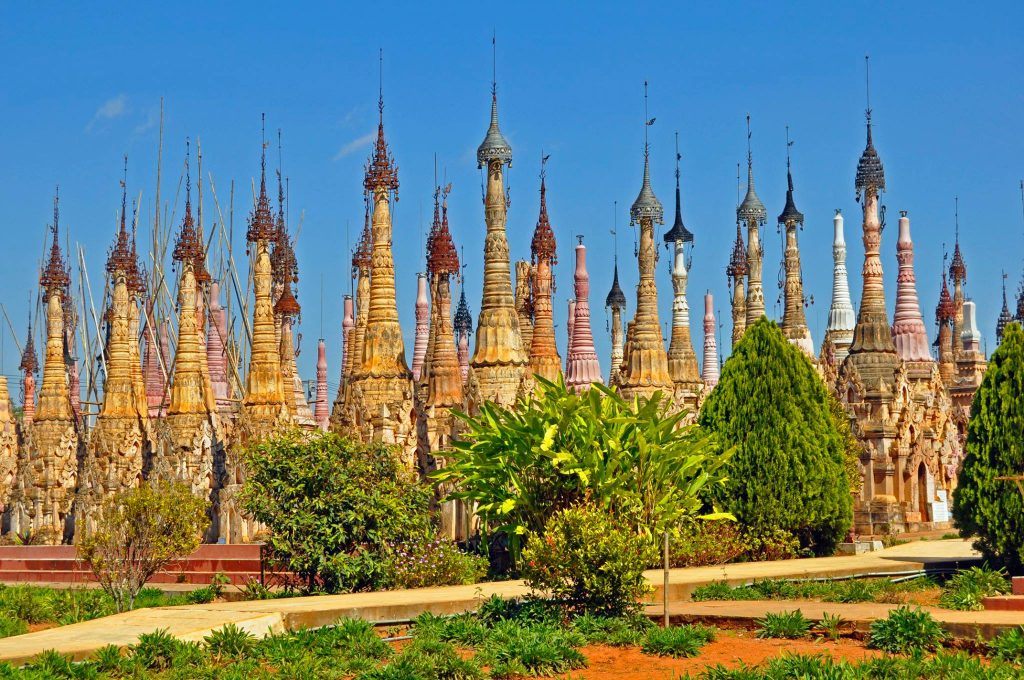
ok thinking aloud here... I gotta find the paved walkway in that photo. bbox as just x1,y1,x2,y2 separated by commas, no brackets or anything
0,539,982,664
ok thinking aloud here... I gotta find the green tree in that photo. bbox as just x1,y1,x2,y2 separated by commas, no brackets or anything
80,482,209,612
953,322,1024,572
435,377,731,563
698,318,852,555
241,430,434,593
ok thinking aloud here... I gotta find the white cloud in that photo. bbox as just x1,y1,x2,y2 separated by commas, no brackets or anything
132,106,159,137
87,94,129,131
333,132,374,161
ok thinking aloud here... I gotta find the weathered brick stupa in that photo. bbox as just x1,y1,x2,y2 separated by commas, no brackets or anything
777,147,814,357
8,194,80,542
527,167,561,383
416,186,467,537
467,74,529,410
0,378,16,515
515,260,534,362
75,176,152,537
411,273,429,382
891,212,931,362
617,94,672,400
314,339,329,431
565,237,603,391
153,159,224,541
663,137,701,410
740,117,767,329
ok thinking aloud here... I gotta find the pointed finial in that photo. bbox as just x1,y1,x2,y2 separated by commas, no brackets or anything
737,116,767,224
491,30,497,97
778,127,803,226
955,195,960,242
120,154,128,234
855,57,886,197
864,55,872,125
631,82,663,225
378,47,385,118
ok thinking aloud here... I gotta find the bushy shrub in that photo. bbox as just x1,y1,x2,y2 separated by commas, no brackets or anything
755,610,812,639
642,624,716,657
938,565,1010,611
816,612,845,641
242,431,435,593
386,536,487,589
80,482,209,612
204,623,256,662
0,613,27,639
669,520,748,568
990,626,1024,664
131,628,182,670
571,612,654,646
699,319,853,555
479,620,586,679
521,505,656,616
867,606,947,653
953,323,1024,573
436,377,731,564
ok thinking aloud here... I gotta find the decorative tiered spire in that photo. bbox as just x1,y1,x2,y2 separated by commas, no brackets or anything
777,137,813,356
824,209,856,363
739,116,766,327
702,292,719,389
936,266,956,382
40,192,70,303
341,294,355,378
891,211,931,362
20,318,38,426
565,236,603,391
726,219,747,349
469,45,528,407
423,184,463,409
315,339,329,431
619,83,671,400
604,246,627,386
528,162,561,382
664,133,701,403
996,273,1013,344
949,201,967,356
412,273,429,381
454,283,473,384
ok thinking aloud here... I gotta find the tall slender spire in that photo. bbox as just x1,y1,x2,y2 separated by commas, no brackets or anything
997,272,1013,344
470,39,528,408
412,273,429,381
315,339,329,431
423,182,462,409
777,132,813,356
949,198,967,356
606,202,627,384
824,209,855,363
620,82,671,399
528,158,561,382
20,317,37,426
726,217,747,349
663,132,693,245
890,211,931,362
936,263,956,382
738,115,767,328
565,236,602,391
702,292,719,389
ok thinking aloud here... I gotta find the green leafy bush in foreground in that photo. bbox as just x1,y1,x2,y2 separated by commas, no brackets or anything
521,505,656,616
754,609,812,639
938,564,1010,610
642,624,716,658
867,606,947,654
990,625,1024,665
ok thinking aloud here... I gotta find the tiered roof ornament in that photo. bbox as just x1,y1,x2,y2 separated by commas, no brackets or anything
476,55,513,169
40,190,70,301
247,122,278,246
428,185,460,277
997,272,1013,344
605,263,626,309
854,112,886,200
272,170,301,319
172,145,205,273
736,126,767,227
19,319,38,377
364,93,399,199
936,267,955,327
454,285,473,339
777,153,804,227
663,134,693,246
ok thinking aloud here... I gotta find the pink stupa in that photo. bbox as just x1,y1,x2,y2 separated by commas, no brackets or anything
891,211,932,362
565,237,603,391
341,294,354,381
207,281,232,408
566,298,576,371
315,338,329,430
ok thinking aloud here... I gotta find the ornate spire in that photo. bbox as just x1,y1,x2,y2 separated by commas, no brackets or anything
997,272,1013,344
271,171,301,319
824,209,856,362
172,143,207,279
737,116,767,226
949,206,967,285
891,211,931,362
663,132,693,244
530,163,557,263
528,159,561,382
777,137,813,356
476,38,512,168
412,273,429,382
40,189,70,301
631,82,663,226
777,131,804,226
454,285,473,340
428,185,460,277
20,319,38,376
936,269,955,326
855,57,886,198
605,263,626,310
315,339,329,431
363,79,399,199
247,118,277,244
726,221,748,281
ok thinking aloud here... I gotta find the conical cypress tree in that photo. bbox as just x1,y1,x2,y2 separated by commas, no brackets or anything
952,322,1024,573
698,318,852,554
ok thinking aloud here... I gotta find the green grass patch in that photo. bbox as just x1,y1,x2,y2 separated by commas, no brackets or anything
691,575,938,605
938,564,1010,611
641,624,716,658
755,609,812,639
867,606,947,654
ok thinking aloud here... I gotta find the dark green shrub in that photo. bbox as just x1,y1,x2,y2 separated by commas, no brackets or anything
755,610,812,639
0,585,52,624
90,645,125,674
990,626,1024,664
332,618,392,660
669,520,749,567
521,505,656,616
699,319,853,555
481,621,586,679
953,323,1024,573
641,624,716,657
242,431,435,593
938,565,1010,611
867,606,947,653
21,650,83,679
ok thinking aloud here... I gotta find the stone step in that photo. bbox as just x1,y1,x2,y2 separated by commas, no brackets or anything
983,595,1024,612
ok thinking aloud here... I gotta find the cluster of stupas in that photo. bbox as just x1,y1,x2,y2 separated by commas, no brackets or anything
2,55,1019,544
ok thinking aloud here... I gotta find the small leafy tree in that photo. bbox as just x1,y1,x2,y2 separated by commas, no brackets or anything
953,322,1024,572
241,430,434,593
698,318,853,555
80,482,209,612
435,377,732,563
521,505,656,616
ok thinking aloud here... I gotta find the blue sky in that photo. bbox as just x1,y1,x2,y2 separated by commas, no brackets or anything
1,2,1022,394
